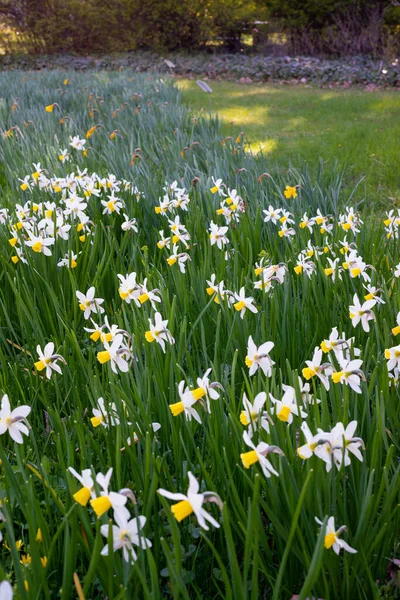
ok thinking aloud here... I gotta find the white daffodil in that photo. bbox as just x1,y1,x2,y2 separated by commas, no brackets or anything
158,472,222,530
232,287,258,319
210,177,226,196
134,278,161,309
68,467,95,506
69,135,86,150
269,385,307,424
349,294,376,332
240,431,283,478
145,312,174,352
34,342,66,379
89,468,129,517
331,359,365,394
316,516,357,555
169,381,201,423
118,272,139,303
385,344,400,372
101,511,151,563
209,222,229,249
76,287,105,320
245,336,274,377
330,421,365,469
121,214,138,232
194,368,223,413
263,206,282,224
97,334,130,373
240,392,272,434
302,347,332,390
91,397,120,428
25,233,55,255
0,395,31,444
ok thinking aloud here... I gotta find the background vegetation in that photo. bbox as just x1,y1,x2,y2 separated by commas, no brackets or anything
0,0,399,56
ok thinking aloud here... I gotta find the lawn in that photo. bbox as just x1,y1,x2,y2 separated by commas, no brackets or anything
0,70,399,599
179,79,400,209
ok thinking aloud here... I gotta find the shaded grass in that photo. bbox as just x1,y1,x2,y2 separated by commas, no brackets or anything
180,80,400,208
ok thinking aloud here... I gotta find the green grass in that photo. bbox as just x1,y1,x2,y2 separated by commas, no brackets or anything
0,70,399,599
180,80,400,208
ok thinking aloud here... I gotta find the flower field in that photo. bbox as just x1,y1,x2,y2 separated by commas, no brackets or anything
0,71,399,599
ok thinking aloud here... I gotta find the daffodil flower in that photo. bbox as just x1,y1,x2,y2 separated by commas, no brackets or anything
133,279,161,309
331,359,365,394
283,185,297,199
169,381,201,423
240,392,272,433
315,517,357,554
330,421,365,469
25,233,54,255
91,397,120,428
34,342,66,379
0,394,31,444
302,348,332,390
158,472,222,530
76,287,105,320
100,511,151,563
232,287,257,319
89,468,129,517
209,222,229,249
246,336,274,376
210,177,226,196
166,244,191,273
349,294,376,332
263,206,282,224
269,385,307,424
240,431,283,478
385,344,400,372
118,272,139,303
121,214,138,232
97,334,130,373
145,312,174,352
69,135,86,150
68,467,95,506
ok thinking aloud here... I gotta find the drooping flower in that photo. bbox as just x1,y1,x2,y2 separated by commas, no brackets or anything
315,517,357,555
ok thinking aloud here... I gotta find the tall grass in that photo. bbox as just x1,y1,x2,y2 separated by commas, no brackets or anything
0,71,398,599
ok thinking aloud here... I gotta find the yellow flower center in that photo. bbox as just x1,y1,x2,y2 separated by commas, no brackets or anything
145,330,155,343
245,356,253,367
234,300,245,311
192,387,206,401
34,360,46,372
392,325,400,336
97,351,111,364
91,416,104,428
240,450,259,469
169,401,184,416
302,367,316,380
277,405,291,422
73,486,91,506
294,265,303,275
324,532,336,549
171,500,193,522
332,371,344,383
90,496,112,517
32,241,43,253
138,293,149,304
